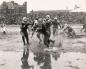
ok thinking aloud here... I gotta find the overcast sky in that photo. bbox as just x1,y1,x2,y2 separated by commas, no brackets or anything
0,0,86,13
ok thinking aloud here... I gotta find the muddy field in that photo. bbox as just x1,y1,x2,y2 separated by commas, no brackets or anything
0,24,86,69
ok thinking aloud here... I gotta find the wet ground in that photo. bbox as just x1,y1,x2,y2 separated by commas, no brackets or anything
1,51,86,69
0,25,86,69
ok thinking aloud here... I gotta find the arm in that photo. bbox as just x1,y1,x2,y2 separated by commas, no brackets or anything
20,24,22,31
20,24,24,36
58,22,62,28
63,26,68,31
27,22,32,25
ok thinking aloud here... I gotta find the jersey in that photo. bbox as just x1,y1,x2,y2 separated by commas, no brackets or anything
66,26,73,32
32,20,38,29
52,20,61,28
20,21,30,33
37,19,43,30
44,19,52,30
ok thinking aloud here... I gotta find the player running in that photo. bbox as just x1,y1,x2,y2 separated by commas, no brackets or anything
63,23,76,38
20,17,32,45
42,15,55,47
52,17,61,36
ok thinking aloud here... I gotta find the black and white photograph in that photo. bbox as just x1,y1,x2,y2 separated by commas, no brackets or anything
0,0,86,69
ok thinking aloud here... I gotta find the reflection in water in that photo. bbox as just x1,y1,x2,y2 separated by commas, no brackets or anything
21,44,61,69
51,52,60,61
21,47,29,66
34,52,52,69
21,64,34,69
21,46,34,69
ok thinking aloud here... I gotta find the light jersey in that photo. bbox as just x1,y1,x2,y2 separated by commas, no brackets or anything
34,19,43,30
2,27,6,31
1,24,6,32
34,20,38,25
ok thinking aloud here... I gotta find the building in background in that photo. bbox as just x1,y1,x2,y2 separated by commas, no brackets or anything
0,1,27,24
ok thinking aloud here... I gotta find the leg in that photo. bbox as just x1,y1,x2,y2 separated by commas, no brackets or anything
31,27,36,38
37,32,42,44
48,29,55,44
23,48,29,59
22,36,25,45
21,47,29,66
31,30,35,38
53,28,56,36
44,34,49,47
3,31,6,34
25,32,29,45
43,30,50,47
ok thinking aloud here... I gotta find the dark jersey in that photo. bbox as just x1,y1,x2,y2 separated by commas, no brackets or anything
20,21,32,33
37,20,43,30
20,23,29,33
66,26,73,32
40,19,52,35
52,20,61,28
44,19,52,30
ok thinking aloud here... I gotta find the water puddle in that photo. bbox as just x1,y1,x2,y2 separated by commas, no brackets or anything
0,51,86,69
